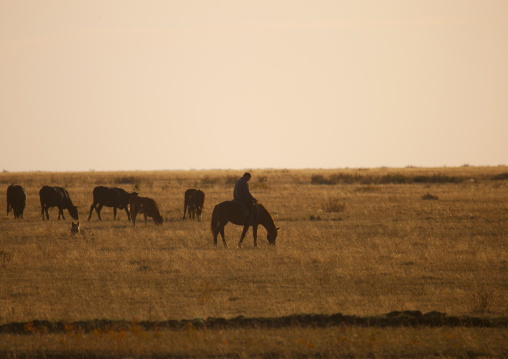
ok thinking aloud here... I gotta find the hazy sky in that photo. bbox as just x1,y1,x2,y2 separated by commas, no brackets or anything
1,1,507,172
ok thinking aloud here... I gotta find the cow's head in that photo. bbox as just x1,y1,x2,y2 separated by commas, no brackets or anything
196,207,203,221
154,214,163,226
69,206,79,220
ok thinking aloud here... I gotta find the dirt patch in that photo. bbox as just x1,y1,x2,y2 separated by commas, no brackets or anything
1,311,506,335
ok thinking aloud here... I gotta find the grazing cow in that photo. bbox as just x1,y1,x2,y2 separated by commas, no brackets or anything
129,196,163,226
88,186,138,221
6,184,26,219
39,186,79,221
182,189,205,221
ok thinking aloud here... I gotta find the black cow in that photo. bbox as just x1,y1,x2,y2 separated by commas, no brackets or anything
7,184,26,219
88,186,138,221
182,188,205,221
130,196,163,226
39,186,79,221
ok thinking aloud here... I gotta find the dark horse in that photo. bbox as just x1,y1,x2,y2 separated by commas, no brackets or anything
211,201,280,248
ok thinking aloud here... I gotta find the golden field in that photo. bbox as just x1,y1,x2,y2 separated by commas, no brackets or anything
0,166,506,357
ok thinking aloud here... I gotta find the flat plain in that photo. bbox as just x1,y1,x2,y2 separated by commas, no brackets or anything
0,167,506,357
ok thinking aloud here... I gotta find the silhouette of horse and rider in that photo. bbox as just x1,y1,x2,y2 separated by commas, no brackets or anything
211,173,280,248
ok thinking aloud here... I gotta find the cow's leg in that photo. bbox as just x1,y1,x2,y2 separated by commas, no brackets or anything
144,214,148,225
238,225,250,248
183,203,187,220
58,207,65,220
88,203,96,221
213,225,219,246
96,204,104,220
132,212,137,226
113,207,117,220
220,226,228,248
43,206,50,221
125,208,131,222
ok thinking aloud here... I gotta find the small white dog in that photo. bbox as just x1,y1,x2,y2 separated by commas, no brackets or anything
71,221,81,235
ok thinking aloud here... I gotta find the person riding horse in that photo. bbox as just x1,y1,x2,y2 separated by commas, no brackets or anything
211,172,279,247
233,172,257,224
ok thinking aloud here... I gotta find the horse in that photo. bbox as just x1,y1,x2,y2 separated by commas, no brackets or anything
210,201,280,248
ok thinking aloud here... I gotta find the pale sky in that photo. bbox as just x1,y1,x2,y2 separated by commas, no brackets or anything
1,1,507,172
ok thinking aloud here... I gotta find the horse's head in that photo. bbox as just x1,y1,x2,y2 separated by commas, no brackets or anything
267,227,280,246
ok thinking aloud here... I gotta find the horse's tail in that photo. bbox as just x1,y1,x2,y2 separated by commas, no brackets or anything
210,204,220,235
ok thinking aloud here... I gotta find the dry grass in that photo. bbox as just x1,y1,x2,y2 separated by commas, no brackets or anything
0,166,507,357
1,326,506,358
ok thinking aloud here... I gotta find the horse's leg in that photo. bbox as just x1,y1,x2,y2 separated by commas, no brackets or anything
253,225,259,248
220,226,228,248
238,225,250,248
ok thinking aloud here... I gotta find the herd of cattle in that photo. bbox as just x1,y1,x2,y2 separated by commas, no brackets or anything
6,184,205,227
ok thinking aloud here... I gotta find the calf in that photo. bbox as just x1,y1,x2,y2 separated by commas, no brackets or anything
182,188,205,221
7,184,26,219
39,186,79,221
130,196,163,226
88,186,137,221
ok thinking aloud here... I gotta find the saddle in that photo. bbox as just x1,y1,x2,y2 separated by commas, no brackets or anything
231,199,257,225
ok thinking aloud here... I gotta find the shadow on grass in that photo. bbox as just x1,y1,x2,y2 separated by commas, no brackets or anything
2,311,506,335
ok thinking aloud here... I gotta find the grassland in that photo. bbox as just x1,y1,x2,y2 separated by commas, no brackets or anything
0,166,506,357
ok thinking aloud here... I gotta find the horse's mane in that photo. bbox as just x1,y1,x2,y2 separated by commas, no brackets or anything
256,202,275,228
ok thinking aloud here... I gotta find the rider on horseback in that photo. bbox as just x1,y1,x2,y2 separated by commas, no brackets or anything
233,172,257,224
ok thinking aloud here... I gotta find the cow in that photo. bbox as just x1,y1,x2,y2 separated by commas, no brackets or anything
39,186,79,221
182,188,205,221
88,186,138,221
6,184,26,219
129,196,163,226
